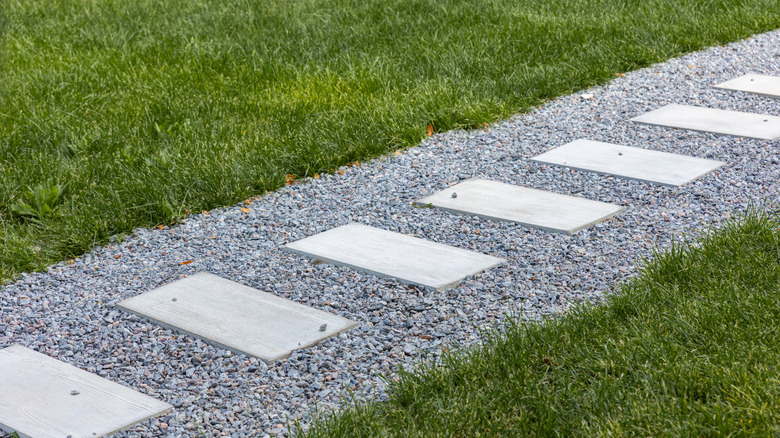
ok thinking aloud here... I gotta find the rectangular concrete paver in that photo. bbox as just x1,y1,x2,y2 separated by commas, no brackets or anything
284,223,504,291
630,104,780,140
415,179,624,234
117,272,358,363
715,74,780,99
531,139,724,186
0,345,171,438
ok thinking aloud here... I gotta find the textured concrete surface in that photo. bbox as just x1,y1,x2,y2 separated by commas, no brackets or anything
0,345,171,438
415,178,625,233
631,104,780,139
531,139,724,186
284,223,504,290
117,272,358,363
715,73,780,99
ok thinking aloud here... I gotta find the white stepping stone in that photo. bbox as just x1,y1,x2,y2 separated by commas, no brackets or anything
531,139,724,186
284,223,503,291
715,74,780,99
630,104,780,140
414,179,624,234
117,272,357,363
0,345,171,438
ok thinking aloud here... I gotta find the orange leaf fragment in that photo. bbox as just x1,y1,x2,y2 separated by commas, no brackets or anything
156,225,165,230
240,207,251,214
244,200,251,205
114,255,121,259
615,73,626,77
313,173,320,179
180,260,193,265
394,150,401,156
285,174,296,185
426,124,434,136
336,170,345,175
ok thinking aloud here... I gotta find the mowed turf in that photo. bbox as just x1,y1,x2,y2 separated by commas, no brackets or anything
304,211,780,437
2,0,780,280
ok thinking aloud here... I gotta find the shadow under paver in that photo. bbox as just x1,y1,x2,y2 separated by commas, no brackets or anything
117,272,357,363
531,139,724,186
0,345,171,438
630,104,780,139
715,73,780,99
414,178,624,234
283,223,504,291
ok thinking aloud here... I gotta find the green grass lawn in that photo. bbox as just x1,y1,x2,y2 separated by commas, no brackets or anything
2,0,780,281
303,211,780,437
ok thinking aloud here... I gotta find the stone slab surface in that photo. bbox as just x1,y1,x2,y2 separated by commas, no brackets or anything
630,104,780,140
284,223,504,291
415,178,624,234
0,345,171,438
531,139,724,186
117,272,358,363
715,73,780,99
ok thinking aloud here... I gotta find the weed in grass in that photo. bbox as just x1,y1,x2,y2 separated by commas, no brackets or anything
8,181,68,223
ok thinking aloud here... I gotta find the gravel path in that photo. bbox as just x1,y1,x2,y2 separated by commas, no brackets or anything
2,29,779,437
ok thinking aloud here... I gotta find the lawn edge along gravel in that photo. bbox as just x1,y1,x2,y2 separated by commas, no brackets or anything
304,211,780,437
2,0,780,280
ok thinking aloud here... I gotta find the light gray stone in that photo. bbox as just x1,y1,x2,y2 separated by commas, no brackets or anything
415,178,624,234
715,73,780,99
630,104,780,139
531,139,724,186
117,272,358,363
284,223,504,291
0,345,171,438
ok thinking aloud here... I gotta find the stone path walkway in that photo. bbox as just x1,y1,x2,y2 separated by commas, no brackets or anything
1,29,778,437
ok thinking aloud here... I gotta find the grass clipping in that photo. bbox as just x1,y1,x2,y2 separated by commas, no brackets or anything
306,211,780,437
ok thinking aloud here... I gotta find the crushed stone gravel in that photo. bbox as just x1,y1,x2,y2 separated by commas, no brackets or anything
1,29,779,437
